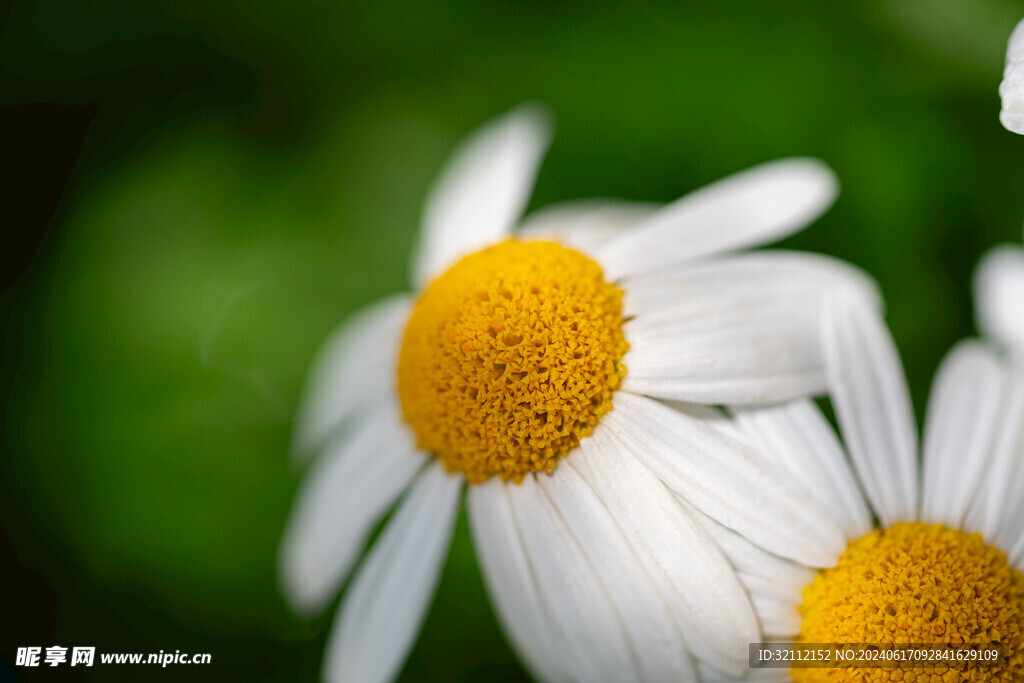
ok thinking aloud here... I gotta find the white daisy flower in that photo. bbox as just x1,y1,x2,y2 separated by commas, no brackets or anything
1001,17,1024,134
714,293,1024,681
975,234,1024,356
280,105,878,683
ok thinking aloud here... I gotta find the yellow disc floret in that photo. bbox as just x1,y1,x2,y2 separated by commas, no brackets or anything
795,522,1024,682
397,239,628,484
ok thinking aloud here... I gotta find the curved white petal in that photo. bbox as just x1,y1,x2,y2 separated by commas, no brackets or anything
602,392,846,567
507,475,640,683
516,199,661,255
679,500,812,639
921,341,1007,528
323,462,461,683
1002,18,1024,134
596,158,839,281
822,292,919,527
622,249,879,317
537,462,697,682
731,401,872,541
621,286,827,405
1002,63,1024,135
411,105,553,287
575,426,758,676
292,294,411,458
1008,17,1024,73
974,244,1024,353
280,398,425,614
963,367,1024,550
467,480,574,683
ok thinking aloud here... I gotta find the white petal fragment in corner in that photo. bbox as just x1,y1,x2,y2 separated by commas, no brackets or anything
467,480,574,683
621,284,826,405
507,476,640,683
291,294,412,459
602,392,846,567
323,462,461,683
974,245,1024,353
575,426,756,675
822,293,919,527
1001,18,1024,134
921,342,1007,528
411,105,553,288
596,158,838,281
516,199,660,255
537,462,697,682
280,400,425,614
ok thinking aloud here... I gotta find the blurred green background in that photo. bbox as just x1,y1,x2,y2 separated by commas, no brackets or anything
3,0,1024,680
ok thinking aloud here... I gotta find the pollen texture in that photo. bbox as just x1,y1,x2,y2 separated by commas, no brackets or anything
397,239,628,484
795,522,1024,682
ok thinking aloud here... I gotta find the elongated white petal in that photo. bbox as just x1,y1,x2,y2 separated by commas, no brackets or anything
280,399,426,614
507,475,639,683
921,342,1007,528
603,392,846,567
292,295,411,458
621,287,825,405
575,426,757,675
323,463,461,683
822,293,918,527
537,463,697,682
467,480,574,683
622,249,879,317
596,158,838,281
1009,17,1024,73
974,245,1024,353
411,105,552,287
731,400,872,540
680,500,813,637
963,369,1024,550
516,199,660,255
1001,18,1024,134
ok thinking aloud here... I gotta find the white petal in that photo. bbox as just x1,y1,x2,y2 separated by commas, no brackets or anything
921,341,1007,528
280,399,425,614
411,105,552,287
974,245,1024,352
467,480,574,683
323,462,461,683
596,158,839,281
1002,63,1024,134
680,500,812,639
1008,17,1024,73
292,295,411,458
822,292,919,527
602,392,846,567
516,199,661,255
963,366,1024,550
575,426,758,676
1002,18,1024,134
730,400,873,540
621,286,826,405
621,249,879,317
507,475,640,683
537,463,698,682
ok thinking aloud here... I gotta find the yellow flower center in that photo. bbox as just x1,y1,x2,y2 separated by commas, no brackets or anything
795,522,1024,681
397,239,628,484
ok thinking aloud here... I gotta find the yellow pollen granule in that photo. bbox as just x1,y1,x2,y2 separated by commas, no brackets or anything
795,522,1024,682
397,239,628,484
